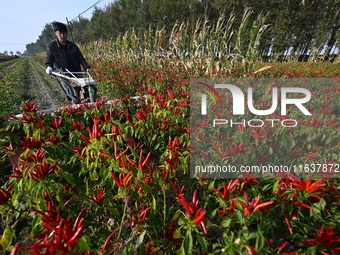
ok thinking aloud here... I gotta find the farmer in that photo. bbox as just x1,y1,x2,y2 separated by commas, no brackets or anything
45,21,91,104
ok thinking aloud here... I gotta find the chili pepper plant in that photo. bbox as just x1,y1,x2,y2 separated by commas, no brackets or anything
0,55,339,254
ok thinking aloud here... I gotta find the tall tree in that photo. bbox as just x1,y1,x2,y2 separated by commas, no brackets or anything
25,0,339,60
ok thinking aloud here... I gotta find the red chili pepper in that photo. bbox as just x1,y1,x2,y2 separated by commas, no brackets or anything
98,149,111,158
104,110,110,123
125,155,137,167
192,209,206,224
212,179,239,201
176,189,207,233
80,133,90,144
110,171,133,188
90,188,107,204
247,245,257,255
284,217,293,234
101,230,118,253
0,184,13,205
116,146,129,159
28,160,58,182
49,117,62,128
236,193,274,216
278,241,290,253
71,120,85,130
138,150,151,170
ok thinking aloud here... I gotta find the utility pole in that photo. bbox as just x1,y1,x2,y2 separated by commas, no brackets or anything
65,0,103,43
66,17,75,42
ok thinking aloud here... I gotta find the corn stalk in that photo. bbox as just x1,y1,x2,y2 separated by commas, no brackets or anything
233,8,269,75
81,9,270,75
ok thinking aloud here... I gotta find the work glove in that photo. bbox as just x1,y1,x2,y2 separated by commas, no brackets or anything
46,66,53,74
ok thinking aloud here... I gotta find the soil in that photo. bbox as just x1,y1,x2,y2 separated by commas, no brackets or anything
26,59,68,110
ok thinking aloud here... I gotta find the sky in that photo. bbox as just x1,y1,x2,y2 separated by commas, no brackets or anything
0,0,111,54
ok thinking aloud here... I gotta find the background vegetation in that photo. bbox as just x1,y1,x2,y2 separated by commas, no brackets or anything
24,0,339,61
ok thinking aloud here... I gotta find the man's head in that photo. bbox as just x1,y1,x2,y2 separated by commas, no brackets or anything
52,21,68,45
52,21,67,33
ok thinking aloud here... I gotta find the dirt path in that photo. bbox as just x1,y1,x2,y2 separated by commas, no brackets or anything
29,63,56,109
27,58,67,110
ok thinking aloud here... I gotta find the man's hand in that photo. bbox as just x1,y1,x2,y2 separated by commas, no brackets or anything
46,66,53,74
86,69,92,74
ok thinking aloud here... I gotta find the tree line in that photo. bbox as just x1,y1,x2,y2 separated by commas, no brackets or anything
25,0,339,61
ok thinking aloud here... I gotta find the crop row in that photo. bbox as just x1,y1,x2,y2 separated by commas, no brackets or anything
0,58,33,118
0,55,339,254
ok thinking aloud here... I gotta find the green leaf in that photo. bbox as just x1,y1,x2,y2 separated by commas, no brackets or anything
89,169,98,181
272,179,279,193
62,171,77,186
152,195,157,211
176,246,185,255
269,146,273,155
77,235,92,251
138,182,153,195
173,228,182,239
0,225,14,251
110,207,120,216
254,65,271,73
30,215,41,237
173,210,183,221
183,231,193,255
235,210,244,225
255,228,265,251
197,234,208,252
311,198,326,217
221,218,232,228
208,180,215,190
135,230,146,250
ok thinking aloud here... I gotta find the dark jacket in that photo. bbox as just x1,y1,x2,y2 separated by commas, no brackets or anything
45,39,90,72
